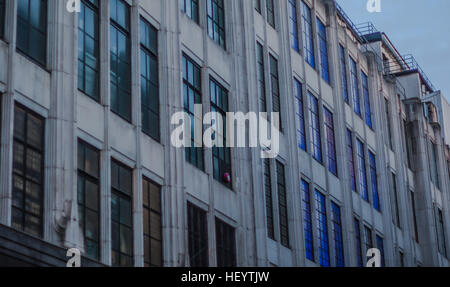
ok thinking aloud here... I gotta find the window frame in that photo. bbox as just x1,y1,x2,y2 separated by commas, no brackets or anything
300,1,315,68
356,139,368,202
301,180,314,261
315,190,330,267
256,42,267,113
269,54,282,131
0,0,5,39
187,202,209,267
361,71,373,129
323,107,337,176
308,93,322,163
331,202,344,267
215,218,236,267
294,79,306,151
316,18,329,83
276,161,289,248
181,0,199,23
339,45,349,104
369,151,380,211
349,56,361,116
207,0,226,49
264,159,275,240
288,0,299,51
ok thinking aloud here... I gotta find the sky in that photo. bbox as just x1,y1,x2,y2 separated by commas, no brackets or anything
335,0,450,101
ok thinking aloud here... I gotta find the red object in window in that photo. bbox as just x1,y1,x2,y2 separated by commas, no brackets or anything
223,172,231,183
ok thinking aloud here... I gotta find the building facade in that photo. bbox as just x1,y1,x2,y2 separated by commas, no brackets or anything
0,0,449,267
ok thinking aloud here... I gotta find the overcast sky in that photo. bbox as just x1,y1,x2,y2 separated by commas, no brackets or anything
335,0,450,101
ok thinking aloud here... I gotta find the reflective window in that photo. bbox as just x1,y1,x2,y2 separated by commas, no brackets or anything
308,93,322,163
288,0,298,51
266,0,275,28
315,191,329,267
349,57,361,116
347,130,356,192
207,0,225,48
264,159,274,239
324,107,337,176
187,203,209,266
180,0,199,23
269,54,281,130
301,180,314,261
354,218,362,267
339,45,349,104
277,161,289,247
369,152,380,211
215,219,236,267
361,72,373,128
294,79,306,151
331,202,344,267
256,42,267,112
376,235,385,267
300,1,315,68
316,18,329,83
356,139,368,201
143,178,162,267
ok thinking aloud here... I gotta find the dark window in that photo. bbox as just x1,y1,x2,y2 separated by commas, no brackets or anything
301,180,314,261
78,0,99,101
331,202,344,267
142,178,162,267
210,79,232,188
339,45,349,104
266,0,275,28
385,98,393,150
324,107,337,176
376,235,385,267
111,160,133,267
430,141,440,189
0,0,5,38
369,152,380,211
349,57,361,116
403,120,412,168
207,0,226,48
354,218,362,267
438,209,447,256
391,173,401,228
315,191,329,267
181,0,199,23
399,251,405,267
17,0,47,66
256,42,267,113
316,18,329,83
269,54,281,130
110,0,131,121
12,104,45,238
77,140,100,260
347,130,356,192
361,72,373,129
308,93,322,163
215,219,236,267
410,190,419,243
187,202,209,267
363,226,373,255
276,161,289,247
288,0,298,51
264,159,274,239
300,1,315,68
140,18,160,141
182,55,204,170
294,79,306,150
356,139,368,202
254,0,261,13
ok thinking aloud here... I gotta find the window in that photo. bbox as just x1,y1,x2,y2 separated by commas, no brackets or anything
269,54,281,130
316,18,329,83
266,0,275,28
437,209,447,256
77,141,100,260
181,0,199,23
324,107,337,176
215,219,236,267
110,0,131,121
277,161,289,247
294,79,306,150
356,139,368,201
376,235,385,267
349,57,361,116
12,104,45,238
331,202,344,267
78,0,99,101
256,43,267,113
187,202,209,267
430,141,440,189
363,226,373,255
369,152,380,211
111,160,133,267
17,0,47,66
391,173,401,228
399,251,405,267
385,98,393,150
361,72,373,129
0,0,4,38
301,180,314,261
354,218,362,267
142,178,162,267
288,0,298,51
207,0,226,48
210,79,232,188
309,93,322,163
411,190,419,243
264,159,274,239
300,1,315,68
254,0,261,13
347,130,356,192
339,45,349,104
315,191,329,267
140,19,160,141
182,55,204,170
403,120,412,168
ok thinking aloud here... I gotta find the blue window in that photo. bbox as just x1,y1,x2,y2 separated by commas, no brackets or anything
347,130,356,192
294,79,306,150
376,235,385,267
207,0,226,49
331,202,344,267
266,0,275,28
315,191,330,267
288,0,299,52
301,180,314,261
356,139,368,201
256,42,266,112
349,57,361,116
369,152,381,211
0,0,4,38
339,45,349,104
300,1,315,68
324,107,337,176
270,55,281,130
362,72,373,129
181,0,199,23
354,218,363,267
264,159,274,239
308,93,322,163
316,18,329,83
